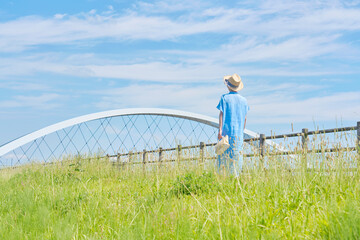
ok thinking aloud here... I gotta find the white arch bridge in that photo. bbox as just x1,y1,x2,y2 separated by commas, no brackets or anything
0,108,274,167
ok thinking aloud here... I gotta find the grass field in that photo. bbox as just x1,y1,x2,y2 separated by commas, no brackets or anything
0,152,359,239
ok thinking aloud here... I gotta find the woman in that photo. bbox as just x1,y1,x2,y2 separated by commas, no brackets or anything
217,73,249,175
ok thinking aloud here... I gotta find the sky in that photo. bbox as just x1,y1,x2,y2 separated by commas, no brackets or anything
0,0,360,145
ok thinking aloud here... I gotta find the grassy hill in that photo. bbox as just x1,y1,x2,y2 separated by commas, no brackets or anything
0,154,359,239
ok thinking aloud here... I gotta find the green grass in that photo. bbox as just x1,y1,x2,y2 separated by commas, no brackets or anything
0,153,359,239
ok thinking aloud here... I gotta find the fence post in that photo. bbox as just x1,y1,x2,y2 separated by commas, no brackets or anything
128,151,133,170
302,128,309,152
177,145,182,163
143,149,147,172
259,134,265,158
159,147,163,163
302,128,308,170
200,142,205,162
117,153,121,168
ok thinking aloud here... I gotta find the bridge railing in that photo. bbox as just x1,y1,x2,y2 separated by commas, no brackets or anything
104,121,360,166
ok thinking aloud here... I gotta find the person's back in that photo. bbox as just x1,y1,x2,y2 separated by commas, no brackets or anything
217,74,249,175
218,92,248,147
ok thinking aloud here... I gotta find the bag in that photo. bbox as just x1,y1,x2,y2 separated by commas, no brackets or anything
215,135,230,155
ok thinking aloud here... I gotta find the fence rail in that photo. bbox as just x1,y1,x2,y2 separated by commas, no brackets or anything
105,121,360,165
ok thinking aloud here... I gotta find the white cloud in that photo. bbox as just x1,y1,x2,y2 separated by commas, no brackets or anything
0,1,360,52
0,94,63,109
0,81,50,91
247,91,360,123
133,0,206,13
0,53,356,82
91,82,360,125
0,0,358,86
94,84,223,116
83,62,228,81
244,82,326,96
54,14,67,19
228,36,346,62
174,35,351,65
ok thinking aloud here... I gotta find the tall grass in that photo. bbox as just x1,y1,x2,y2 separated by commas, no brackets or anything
0,148,359,239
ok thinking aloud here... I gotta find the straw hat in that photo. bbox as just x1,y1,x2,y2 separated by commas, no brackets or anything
223,73,243,91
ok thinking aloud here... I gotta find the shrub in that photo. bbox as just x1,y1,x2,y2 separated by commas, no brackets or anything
171,171,220,196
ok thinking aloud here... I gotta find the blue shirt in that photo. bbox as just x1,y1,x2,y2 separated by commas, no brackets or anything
216,92,249,143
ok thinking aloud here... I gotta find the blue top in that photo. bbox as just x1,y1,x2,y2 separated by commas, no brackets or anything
216,92,249,144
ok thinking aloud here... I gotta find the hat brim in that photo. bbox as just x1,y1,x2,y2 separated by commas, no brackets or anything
223,76,244,91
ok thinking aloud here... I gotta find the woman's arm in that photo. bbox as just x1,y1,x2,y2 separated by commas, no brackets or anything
218,111,223,140
244,116,247,130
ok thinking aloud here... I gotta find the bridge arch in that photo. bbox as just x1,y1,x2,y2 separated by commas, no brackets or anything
0,108,265,167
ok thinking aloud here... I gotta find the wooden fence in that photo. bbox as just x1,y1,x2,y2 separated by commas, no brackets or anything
105,121,360,166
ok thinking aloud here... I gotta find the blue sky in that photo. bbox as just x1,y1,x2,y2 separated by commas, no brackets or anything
0,0,360,145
